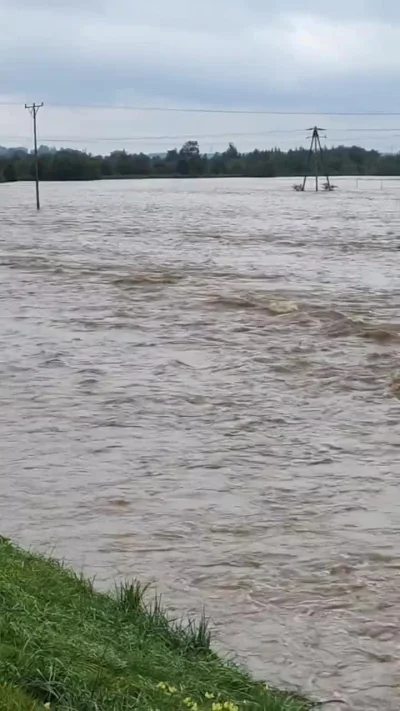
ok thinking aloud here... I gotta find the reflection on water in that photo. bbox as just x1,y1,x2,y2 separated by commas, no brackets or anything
0,178,399,711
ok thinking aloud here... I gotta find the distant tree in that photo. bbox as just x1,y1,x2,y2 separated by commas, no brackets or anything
210,156,227,175
223,142,239,159
177,158,189,175
166,149,179,162
101,160,112,176
229,160,244,175
0,141,397,182
162,148,179,174
3,163,17,182
179,141,200,159
112,150,133,176
130,153,151,175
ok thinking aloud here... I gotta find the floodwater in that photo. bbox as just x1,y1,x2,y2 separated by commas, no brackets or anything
0,177,399,710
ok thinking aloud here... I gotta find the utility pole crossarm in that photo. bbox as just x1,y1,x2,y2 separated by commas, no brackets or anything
25,102,44,210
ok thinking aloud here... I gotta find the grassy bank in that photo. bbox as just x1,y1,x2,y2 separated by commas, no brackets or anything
0,538,311,711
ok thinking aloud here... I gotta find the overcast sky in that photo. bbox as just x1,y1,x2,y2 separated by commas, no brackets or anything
1,0,400,153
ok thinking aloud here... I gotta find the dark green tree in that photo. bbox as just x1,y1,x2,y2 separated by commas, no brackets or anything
0,141,397,181
223,143,239,160
179,141,200,159
3,163,17,182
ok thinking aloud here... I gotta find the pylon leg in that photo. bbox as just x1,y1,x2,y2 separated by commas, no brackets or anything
302,134,315,191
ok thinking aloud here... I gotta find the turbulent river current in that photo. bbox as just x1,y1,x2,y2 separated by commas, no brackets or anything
0,177,399,710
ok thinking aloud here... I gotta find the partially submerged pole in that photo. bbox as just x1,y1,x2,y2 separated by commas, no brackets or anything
301,129,316,192
25,102,44,210
297,126,333,192
313,126,332,191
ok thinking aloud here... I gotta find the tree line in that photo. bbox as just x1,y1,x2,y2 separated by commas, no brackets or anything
1,140,400,182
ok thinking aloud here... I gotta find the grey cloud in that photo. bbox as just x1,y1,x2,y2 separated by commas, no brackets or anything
4,0,103,11
241,0,400,21
4,0,400,21
1,0,400,153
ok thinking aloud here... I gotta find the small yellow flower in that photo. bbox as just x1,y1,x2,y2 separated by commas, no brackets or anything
157,682,167,691
44,705,51,710
184,698,193,707
212,704,223,711
167,685,178,694
205,692,215,699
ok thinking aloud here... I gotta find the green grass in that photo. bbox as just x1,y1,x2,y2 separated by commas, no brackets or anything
0,537,312,711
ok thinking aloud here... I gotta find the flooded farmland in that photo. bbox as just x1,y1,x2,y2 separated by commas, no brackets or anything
0,177,399,710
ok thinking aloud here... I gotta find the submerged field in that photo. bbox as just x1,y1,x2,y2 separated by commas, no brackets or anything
1,178,399,710
0,538,310,711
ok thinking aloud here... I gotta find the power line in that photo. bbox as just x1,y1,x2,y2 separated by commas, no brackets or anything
5,100,400,116
335,128,400,132
4,129,400,145
42,105,400,116
8,130,306,143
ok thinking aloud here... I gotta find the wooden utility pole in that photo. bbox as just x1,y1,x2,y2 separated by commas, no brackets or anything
25,102,44,210
301,126,332,192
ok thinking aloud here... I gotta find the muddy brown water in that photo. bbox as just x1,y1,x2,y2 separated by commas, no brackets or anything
0,178,399,710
